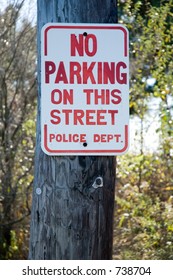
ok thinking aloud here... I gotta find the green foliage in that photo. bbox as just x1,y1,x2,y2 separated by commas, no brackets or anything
0,2,36,259
119,0,173,120
113,0,173,260
1,228,29,260
114,152,173,260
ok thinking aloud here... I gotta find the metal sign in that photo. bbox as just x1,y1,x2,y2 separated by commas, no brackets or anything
41,23,129,155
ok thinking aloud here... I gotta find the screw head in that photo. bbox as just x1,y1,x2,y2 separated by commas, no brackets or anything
36,188,42,195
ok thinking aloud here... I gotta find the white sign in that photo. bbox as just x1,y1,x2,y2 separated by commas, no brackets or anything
41,23,129,155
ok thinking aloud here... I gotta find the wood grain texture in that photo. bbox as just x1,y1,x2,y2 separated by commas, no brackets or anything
29,0,117,260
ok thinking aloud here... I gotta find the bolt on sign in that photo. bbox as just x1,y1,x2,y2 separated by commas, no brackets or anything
41,23,129,155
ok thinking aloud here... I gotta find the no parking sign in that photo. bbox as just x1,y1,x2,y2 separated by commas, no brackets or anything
41,23,129,155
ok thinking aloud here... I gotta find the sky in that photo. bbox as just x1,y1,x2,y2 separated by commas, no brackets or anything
130,99,161,153
0,0,36,24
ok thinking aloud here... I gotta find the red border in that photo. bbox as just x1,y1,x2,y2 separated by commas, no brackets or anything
44,25,128,57
43,124,129,154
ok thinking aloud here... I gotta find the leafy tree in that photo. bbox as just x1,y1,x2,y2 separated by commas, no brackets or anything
0,1,36,259
114,0,173,260
114,152,173,259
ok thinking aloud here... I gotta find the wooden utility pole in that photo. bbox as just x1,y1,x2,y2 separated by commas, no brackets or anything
29,0,118,260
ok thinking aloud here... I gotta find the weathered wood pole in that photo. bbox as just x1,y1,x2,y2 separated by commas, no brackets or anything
29,0,117,260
